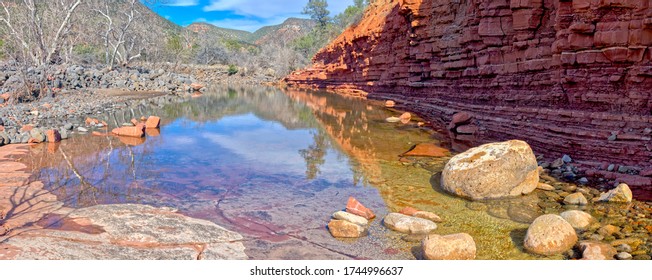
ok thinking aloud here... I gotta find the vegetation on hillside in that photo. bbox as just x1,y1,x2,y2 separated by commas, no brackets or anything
0,0,369,100
294,0,369,59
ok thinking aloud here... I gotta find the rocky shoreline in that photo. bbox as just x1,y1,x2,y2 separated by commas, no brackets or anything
323,138,652,260
0,63,274,148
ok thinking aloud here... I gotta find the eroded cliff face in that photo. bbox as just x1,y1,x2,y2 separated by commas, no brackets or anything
284,0,652,177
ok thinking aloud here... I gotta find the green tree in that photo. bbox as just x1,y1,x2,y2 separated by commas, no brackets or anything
303,0,330,28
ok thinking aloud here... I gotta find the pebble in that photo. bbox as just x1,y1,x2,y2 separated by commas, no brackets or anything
77,127,88,132
536,183,555,191
562,154,572,163
577,177,589,185
607,164,615,172
616,252,632,260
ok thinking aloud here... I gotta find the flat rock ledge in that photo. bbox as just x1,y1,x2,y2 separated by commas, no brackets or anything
0,204,247,260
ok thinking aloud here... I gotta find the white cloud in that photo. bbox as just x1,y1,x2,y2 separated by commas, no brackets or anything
163,0,199,6
203,0,352,19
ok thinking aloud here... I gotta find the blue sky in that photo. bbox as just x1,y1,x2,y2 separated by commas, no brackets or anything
149,0,354,32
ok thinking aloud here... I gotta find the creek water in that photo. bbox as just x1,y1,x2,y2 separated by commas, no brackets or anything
20,86,562,260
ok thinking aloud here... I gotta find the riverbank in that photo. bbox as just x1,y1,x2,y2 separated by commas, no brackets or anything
0,62,277,148
1,86,652,260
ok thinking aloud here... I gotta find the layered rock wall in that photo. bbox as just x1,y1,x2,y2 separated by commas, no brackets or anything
284,0,652,170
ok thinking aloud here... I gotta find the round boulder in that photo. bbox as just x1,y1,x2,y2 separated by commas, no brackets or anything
524,214,578,256
422,233,476,260
441,140,539,200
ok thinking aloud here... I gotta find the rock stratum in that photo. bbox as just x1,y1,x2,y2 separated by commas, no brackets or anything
284,0,652,172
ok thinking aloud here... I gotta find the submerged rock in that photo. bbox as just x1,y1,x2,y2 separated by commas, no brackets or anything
441,140,539,200
383,213,437,234
385,117,401,123
402,143,449,157
328,220,366,238
579,241,616,260
564,192,588,205
560,210,594,230
524,214,578,256
598,183,633,203
422,233,476,260
413,211,443,223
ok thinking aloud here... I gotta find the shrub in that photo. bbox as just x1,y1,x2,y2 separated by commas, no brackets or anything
227,64,238,76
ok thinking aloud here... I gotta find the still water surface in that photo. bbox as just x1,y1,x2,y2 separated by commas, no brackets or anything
24,87,554,259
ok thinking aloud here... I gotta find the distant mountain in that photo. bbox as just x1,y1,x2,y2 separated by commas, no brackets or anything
186,18,316,47
186,22,254,43
250,18,316,46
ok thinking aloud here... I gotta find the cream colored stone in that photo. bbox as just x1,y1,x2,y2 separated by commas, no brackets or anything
441,140,539,200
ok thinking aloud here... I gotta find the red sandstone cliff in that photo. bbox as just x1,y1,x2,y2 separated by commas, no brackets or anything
284,0,652,178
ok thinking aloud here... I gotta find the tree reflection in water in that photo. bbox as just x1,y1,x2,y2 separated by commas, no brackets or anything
299,130,330,180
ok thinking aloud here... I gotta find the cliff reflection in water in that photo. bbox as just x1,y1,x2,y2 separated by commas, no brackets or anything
23,86,404,209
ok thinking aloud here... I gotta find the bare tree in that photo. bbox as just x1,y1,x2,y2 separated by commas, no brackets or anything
92,0,144,69
0,0,83,66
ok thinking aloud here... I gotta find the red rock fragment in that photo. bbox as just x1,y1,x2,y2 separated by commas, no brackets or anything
112,124,145,138
402,143,450,157
46,129,61,143
346,197,375,219
400,207,419,216
146,116,161,129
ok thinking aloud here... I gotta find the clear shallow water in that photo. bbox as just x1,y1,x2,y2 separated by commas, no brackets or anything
22,86,556,260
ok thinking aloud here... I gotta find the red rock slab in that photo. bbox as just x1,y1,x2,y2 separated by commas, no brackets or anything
640,169,652,177
385,100,395,107
112,124,145,138
399,207,419,216
456,124,478,135
451,112,473,126
346,197,376,219
0,93,10,101
146,116,161,129
46,129,61,143
402,143,450,157
130,118,139,126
